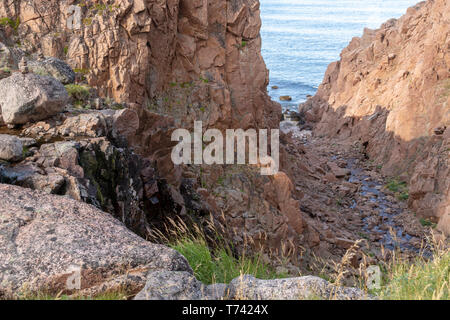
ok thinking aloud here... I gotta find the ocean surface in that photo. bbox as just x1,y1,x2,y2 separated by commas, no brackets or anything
260,0,419,111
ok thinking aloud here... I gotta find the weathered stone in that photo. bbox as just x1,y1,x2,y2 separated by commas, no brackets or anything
135,272,371,300
0,72,69,125
0,134,23,161
134,271,214,300
28,56,75,84
225,275,371,300
0,184,192,298
0,163,65,194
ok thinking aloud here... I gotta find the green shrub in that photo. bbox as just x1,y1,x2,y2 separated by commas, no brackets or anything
386,179,407,193
65,84,91,102
419,218,437,228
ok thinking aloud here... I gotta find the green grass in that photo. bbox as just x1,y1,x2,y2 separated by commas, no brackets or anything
0,17,20,31
386,179,407,193
419,218,437,228
171,237,285,285
65,84,91,102
386,179,409,201
379,249,449,300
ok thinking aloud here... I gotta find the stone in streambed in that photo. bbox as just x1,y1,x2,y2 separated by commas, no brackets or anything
279,95,292,101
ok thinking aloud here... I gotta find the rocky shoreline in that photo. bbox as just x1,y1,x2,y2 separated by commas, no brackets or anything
0,0,448,300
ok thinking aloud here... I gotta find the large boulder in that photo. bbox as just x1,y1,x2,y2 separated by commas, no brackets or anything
0,72,69,125
0,184,192,298
225,275,371,300
0,134,23,161
134,271,226,300
28,57,76,84
134,272,371,300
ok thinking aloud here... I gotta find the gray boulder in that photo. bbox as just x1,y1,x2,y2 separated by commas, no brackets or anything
0,134,23,161
134,273,371,300
0,184,192,298
225,275,372,300
0,72,69,125
28,57,75,84
134,271,226,300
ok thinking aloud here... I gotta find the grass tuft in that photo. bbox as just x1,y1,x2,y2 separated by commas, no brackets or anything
379,238,449,300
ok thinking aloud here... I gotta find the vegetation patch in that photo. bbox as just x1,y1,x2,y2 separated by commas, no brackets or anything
0,17,20,31
379,244,449,300
65,84,91,106
386,178,409,201
172,237,283,285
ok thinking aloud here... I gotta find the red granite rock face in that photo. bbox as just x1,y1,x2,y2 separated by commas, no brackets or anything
0,0,280,130
303,0,450,235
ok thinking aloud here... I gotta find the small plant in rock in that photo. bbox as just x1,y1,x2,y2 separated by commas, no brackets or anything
386,179,409,201
419,218,437,228
0,17,20,32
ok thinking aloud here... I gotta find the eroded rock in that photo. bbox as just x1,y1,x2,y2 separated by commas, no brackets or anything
28,57,75,84
0,184,192,298
0,134,23,161
134,272,371,300
0,72,69,125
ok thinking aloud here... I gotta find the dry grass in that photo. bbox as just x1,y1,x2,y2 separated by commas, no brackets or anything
378,235,449,300
149,216,287,285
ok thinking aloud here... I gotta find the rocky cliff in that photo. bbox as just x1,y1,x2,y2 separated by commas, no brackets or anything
302,0,449,235
0,0,280,130
0,0,307,268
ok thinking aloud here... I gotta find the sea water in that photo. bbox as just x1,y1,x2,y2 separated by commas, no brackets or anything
260,0,420,111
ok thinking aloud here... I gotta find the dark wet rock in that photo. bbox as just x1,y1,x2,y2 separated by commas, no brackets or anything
0,72,69,125
0,184,192,298
0,162,65,194
279,95,292,101
57,112,108,138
